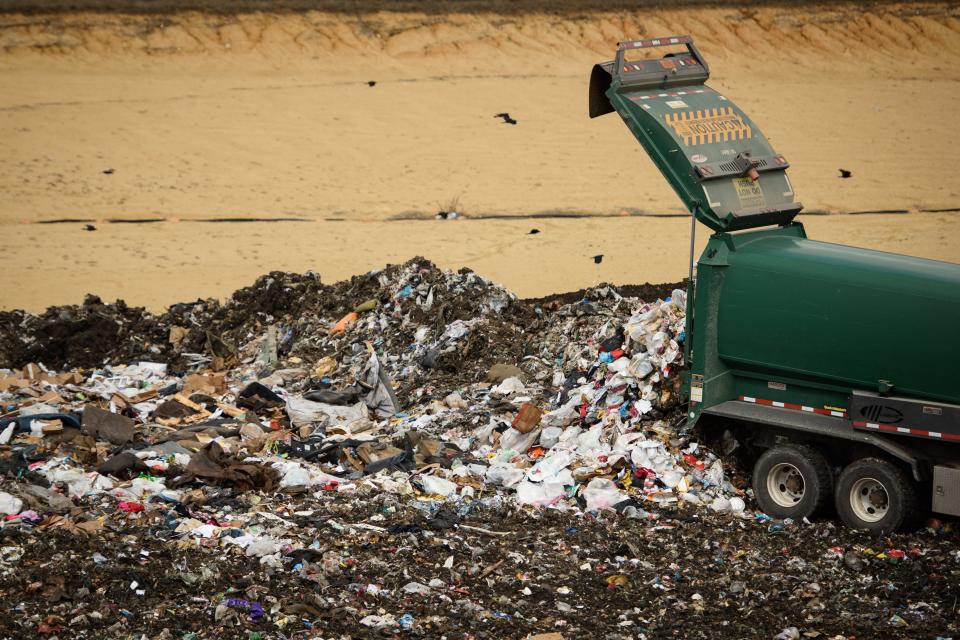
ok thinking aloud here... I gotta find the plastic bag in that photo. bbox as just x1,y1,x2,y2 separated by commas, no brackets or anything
286,396,367,428
486,464,525,487
628,353,653,379
710,496,731,512
516,480,565,506
416,475,457,497
0,491,22,515
526,450,573,483
541,403,578,429
500,427,540,455
402,582,431,595
491,377,525,396
359,352,400,418
582,478,624,511
539,426,563,449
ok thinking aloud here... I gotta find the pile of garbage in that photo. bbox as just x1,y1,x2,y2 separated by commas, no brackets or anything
1,259,957,639
0,259,533,379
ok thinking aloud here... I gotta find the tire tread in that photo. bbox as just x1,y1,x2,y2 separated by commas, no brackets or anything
753,443,833,520
835,457,919,534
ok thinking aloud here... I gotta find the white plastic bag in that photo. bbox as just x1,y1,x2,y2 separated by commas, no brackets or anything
0,491,22,515
286,396,367,428
500,427,540,455
541,404,578,429
539,426,563,449
416,475,457,497
486,464,525,487
515,480,565,506
628,353,654,379
582,477,625,511
526,450,573,483
402,582,431,595
492,377,525,396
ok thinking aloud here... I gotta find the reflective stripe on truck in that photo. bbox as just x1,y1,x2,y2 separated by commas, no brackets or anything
852,421,960,442
738,395,847,418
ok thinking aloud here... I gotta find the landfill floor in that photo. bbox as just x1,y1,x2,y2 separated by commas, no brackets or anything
0,258,958,640
7,506,960,639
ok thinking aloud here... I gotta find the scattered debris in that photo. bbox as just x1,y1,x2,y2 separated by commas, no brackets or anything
0,259,956,638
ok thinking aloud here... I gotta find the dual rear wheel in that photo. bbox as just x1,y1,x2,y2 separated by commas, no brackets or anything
752,445,919,533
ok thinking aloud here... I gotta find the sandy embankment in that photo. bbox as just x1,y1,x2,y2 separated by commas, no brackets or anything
1,3,959,311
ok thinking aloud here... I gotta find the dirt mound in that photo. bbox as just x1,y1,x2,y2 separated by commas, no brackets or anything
0,258,524,369
0,295,168,371
1,3,957,76
525,280,685,308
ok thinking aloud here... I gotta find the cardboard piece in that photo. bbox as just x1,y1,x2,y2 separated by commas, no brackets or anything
81,405,135,445
182,372,226,396
512,403,543,434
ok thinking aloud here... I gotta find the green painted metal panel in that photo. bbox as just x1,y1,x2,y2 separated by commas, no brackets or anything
718,234,960,404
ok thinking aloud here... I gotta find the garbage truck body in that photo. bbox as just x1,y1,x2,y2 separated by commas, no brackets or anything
591,36,960,532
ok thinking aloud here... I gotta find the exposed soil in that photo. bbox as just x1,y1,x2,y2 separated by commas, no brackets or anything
3,501,958,639
0,0,910,16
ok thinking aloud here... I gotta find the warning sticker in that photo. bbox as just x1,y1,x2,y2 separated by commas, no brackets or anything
664,108,752,146
666,100,688,109
733,177,766,209
690,374,703,404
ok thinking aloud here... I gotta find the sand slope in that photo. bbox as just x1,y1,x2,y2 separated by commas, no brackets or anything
1,3,960,221
1,3,959,311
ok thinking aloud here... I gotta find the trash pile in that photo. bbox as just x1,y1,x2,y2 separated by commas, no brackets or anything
1,259,957,639
0,259,533,381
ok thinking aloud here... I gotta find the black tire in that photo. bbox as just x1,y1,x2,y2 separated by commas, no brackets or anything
752,444,833,520
835,458,919,534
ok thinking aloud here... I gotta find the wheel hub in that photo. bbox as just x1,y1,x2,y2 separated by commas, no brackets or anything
849,477,889,523
766,462,806,508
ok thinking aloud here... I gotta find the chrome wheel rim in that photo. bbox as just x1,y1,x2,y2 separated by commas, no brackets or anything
766,462,805,508
849,477,888,523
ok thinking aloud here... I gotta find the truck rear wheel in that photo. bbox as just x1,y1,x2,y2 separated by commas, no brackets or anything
752,444,832,520
835,458,918,534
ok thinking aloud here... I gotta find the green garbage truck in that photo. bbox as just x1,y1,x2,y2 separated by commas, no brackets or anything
590,36,960,533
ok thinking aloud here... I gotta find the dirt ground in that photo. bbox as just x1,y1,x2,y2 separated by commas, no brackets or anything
1,2,959,311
